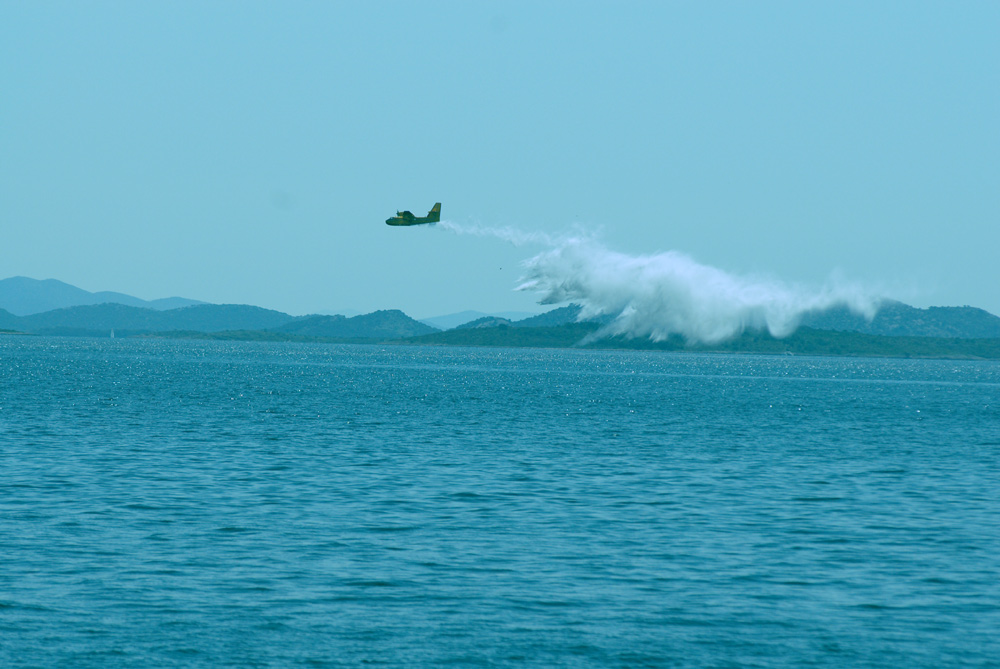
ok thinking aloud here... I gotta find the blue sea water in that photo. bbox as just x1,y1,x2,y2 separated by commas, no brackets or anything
1,336,998,668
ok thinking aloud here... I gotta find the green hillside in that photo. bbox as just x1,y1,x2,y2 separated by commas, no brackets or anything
0,308,21,331
405,322,1000,359
802,301,1000,338
17,303,295,336
276,310,437,338
5,295,1000,360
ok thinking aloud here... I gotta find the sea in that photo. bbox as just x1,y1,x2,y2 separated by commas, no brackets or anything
1,336,998,668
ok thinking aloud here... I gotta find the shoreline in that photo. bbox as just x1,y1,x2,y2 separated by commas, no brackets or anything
10,325,1000,361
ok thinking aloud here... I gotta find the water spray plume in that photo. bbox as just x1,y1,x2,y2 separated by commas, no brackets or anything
436,220,564,247
440,221,879,345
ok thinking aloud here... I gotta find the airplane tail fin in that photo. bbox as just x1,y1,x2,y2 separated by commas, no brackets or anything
428,202,441,222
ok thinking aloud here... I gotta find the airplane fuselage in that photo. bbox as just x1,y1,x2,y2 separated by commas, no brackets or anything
386,203,441,226
385,212,434,226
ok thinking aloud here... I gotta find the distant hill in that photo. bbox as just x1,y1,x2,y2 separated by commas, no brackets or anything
512,304,616,328
802,300,1000,339
405,322,1000,359
20,303,168,335
4,276,999,346
16,303,295,336
420,310,538,330
0,276,204,316
0,308,21,331
419,310,492,330
0,303,434,339
162,304,294,332
510,301,1000,340
276,310,438,339
456,316,514,329
513,305,584,327
276,314,349,336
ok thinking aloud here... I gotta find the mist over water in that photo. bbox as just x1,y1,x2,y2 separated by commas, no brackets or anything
439,221,879,344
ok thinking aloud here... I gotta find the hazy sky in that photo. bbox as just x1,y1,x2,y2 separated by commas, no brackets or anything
2,1,998,318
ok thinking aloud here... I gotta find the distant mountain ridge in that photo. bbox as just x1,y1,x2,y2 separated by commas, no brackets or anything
0,276,204,316
14,303,295,336
510,302,1000,339
1,277,998,342
802,300,1000,339
456,316,515,330
420,310,538,330
0,301,438,340
277,311,437,338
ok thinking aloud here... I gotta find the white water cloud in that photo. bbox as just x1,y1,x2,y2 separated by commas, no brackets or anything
435,220,564,247
439,222,879,345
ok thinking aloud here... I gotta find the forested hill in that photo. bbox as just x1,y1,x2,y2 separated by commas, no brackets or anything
276,311,437,338
1,294,999,346
14,303,293,335
404,323,1000,360
801,301,1000,338
0,303,437,339
510,301,1000,339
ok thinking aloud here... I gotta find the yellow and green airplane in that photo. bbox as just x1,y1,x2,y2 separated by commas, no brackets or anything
385,202,441,226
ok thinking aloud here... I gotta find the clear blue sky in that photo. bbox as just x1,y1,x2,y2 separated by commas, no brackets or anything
2,1,997,318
